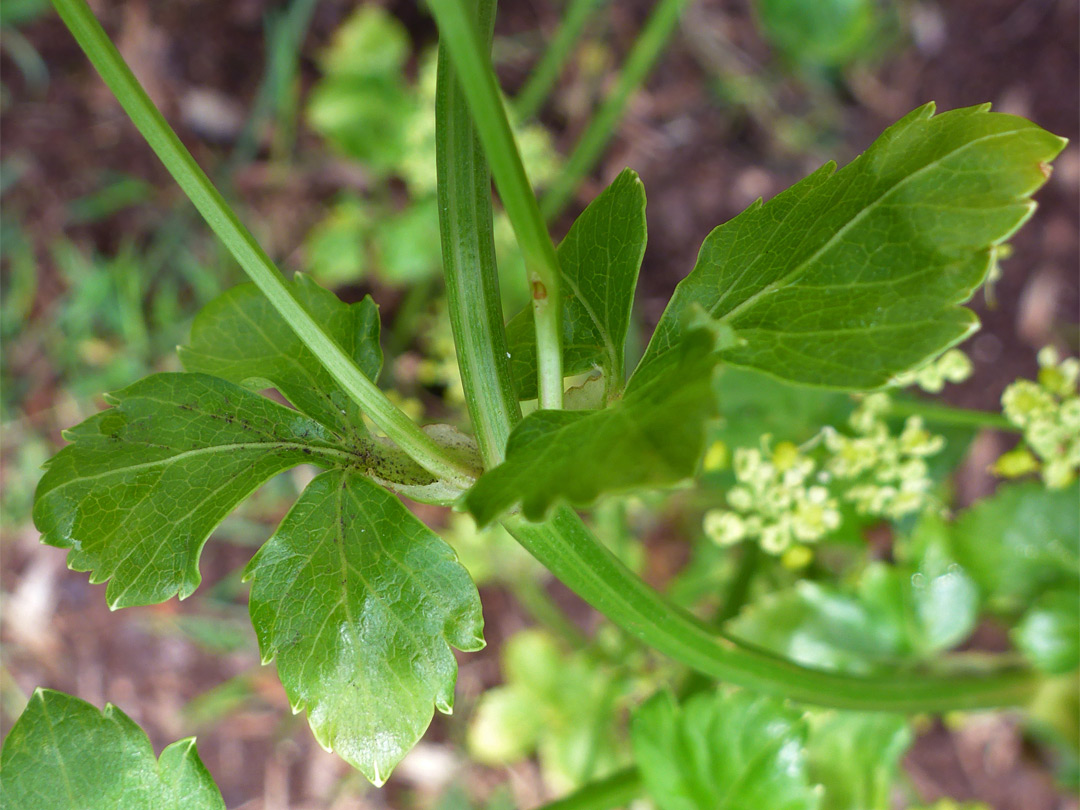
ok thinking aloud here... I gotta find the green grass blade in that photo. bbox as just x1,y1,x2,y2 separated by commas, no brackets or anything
540,0,687,221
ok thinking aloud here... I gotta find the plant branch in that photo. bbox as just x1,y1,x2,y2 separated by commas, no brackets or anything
514,0,610,121
50,0,475,489
429,0,564,409
436,0,1039,717
887,397,1019,433
540,0,687,221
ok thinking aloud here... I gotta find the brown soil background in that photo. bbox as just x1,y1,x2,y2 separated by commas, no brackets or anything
1,1,1077,808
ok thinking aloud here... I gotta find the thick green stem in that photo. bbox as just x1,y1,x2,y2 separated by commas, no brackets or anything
50,0,474,489
540,0,687,221
435,1,522,464
429,0,564,409
436,0,1038,717
514,0,610,121
888,397,1019,433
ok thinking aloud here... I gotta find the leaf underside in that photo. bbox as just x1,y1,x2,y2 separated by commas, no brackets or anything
637,103,1066,389
0,689,225,810
245,469,484,785
466,324,721,526
507,168,647,399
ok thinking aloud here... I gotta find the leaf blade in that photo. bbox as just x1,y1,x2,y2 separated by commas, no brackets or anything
0,689,224,810
637,104,1066,389
631,690,820,810
508,168,647,399
33,372,344,607
467,324,719,525
179,274,382,442
245,469,484,785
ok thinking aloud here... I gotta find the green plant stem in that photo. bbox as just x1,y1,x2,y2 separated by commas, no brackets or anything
533,767,642,810
514,0,609,121
435,0,523,463
51,0,475,490
540,0,687,221
436,0,1039,716
429,0,564,409
512,575,590,650
715,543,759,625
888,397,1019,433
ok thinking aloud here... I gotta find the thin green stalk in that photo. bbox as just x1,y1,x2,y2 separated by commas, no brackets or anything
512,575,590,650
507,507,1037,712
514,0,610,121
429,0,564,409
540,0,687,221
888,397,1019,433
436,0,1039,716
533,767,642,810
52,0,474,489
435,0,522,464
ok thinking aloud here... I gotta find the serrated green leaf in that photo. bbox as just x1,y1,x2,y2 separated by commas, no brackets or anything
0,689,224,810
631,690,820,810
730,520,978,672
179,274,381,444
805,711,912,810
948,482,1079,611
466,325,719,526
245,469,484,786
33,373,349,608
729,582,901,674
637,103,1066,390
1012,589,1080,674
507,169,647,400
755,0,879,68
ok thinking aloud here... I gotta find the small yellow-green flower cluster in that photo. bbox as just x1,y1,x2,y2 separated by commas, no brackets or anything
704,394,948,555
703,440,841,555
892,348,974,392
996,346,1080,489
824,393,944,520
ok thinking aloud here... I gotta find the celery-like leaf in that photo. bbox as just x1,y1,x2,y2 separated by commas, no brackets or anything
0,689,224,810
33,373,349,608
180,274,382,443
507,169,647,399
467,324,719,525
948,482,1079,611
245,469,484,786
637,103,1066,389
1012,589,1079,674
631,690,819,810
806,711,912,810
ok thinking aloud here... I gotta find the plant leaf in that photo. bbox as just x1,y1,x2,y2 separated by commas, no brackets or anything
1012,588,1080,674
507,169,647,399
805,711,912,810
631,690,820,810
637,103,1066,390
245,469,484,786
948,482,1079,611
0,689,224,810
466,324,720,526
179,274,382,443
728,582,902,675
33,373,348,608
